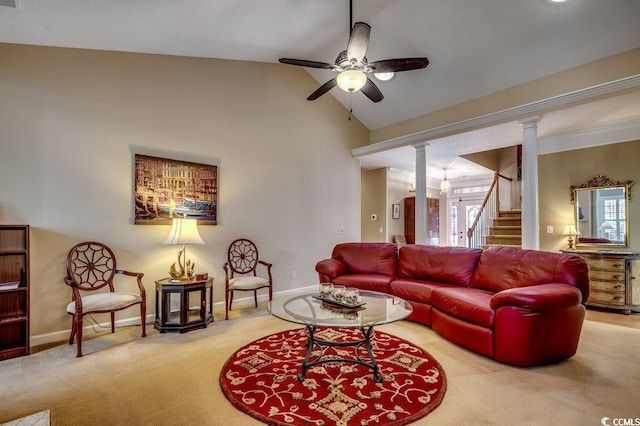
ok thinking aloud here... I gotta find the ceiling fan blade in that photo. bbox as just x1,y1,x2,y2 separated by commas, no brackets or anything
347,22,371,62
307,78,337,101
361,77,384,103
279,58,336,70
368,57,430,73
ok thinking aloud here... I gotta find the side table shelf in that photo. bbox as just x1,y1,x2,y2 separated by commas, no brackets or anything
154,277,214,333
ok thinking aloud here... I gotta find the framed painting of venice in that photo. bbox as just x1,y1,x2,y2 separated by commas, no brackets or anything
134,154,217,225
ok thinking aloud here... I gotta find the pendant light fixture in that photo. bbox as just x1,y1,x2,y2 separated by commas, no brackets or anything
440,168,451,193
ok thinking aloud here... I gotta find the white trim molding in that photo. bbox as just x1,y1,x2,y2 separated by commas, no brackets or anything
352,74,640,158
538,116,640,155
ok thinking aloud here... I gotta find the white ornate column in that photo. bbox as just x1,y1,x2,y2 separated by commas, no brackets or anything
519,117,540,250
414,144,427,244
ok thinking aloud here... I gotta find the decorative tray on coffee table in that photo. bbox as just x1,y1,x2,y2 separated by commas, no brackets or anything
312,294,367,309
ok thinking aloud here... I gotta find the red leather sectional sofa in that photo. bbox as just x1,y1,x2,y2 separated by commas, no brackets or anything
316,242,590,367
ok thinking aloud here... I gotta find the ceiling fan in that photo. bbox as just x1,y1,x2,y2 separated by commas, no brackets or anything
279,0,429,103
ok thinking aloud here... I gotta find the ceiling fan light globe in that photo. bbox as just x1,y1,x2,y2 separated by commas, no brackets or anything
374,72,394,81
337,70,367,93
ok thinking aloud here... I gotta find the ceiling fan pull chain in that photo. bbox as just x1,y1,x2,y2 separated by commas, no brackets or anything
348,94,353,121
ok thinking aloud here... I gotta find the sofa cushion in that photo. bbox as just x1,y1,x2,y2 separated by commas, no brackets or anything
431,287,495,328
471,246,590,297
432,309,494,358
390,279,454,304
332,273,392,293
332,242,397,277
398,245,482,286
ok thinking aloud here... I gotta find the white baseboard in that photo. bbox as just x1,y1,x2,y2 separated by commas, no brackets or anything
30,285,316,348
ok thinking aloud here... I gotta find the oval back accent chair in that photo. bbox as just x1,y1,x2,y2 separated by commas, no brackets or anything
224,238,273,320
64,241,147,357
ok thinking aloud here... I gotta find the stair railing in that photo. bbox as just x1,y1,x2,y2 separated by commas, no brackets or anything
467,171,513,248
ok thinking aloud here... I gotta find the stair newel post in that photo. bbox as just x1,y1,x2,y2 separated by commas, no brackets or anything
495,170,501,215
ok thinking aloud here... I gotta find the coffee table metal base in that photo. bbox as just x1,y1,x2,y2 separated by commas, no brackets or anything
297,324,382,383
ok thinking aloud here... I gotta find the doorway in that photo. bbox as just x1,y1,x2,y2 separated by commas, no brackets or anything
449,199,482,247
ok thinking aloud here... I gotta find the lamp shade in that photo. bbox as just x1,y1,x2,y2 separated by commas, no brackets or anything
599,221,615,230
164,217,205,245
562,224,580,236
336,70,367,92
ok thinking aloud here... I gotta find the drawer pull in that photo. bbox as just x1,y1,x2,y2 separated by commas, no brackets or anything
613,263,621,268
611,275,619,280
613,285,623,290
614,296,622,301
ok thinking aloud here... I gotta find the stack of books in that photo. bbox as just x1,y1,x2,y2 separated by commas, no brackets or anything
0,280,21,290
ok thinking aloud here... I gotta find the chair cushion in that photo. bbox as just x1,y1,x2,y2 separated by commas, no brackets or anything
67,292,142,314
229,276,269,290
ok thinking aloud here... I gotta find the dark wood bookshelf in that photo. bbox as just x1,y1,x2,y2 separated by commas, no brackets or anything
0,225,30,361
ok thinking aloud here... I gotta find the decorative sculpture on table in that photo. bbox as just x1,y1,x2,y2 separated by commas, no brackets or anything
164,216,204,281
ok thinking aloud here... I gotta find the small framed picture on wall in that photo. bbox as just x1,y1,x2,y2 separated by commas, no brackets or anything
392,203,400,219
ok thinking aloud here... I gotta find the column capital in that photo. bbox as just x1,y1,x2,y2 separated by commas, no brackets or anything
413,142,430,151
518,116,540,128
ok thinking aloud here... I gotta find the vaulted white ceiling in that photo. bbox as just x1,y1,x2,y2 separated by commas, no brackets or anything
2,0,640,179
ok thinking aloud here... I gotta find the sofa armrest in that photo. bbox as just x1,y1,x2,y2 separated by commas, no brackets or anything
490,283,583,311
315,258,346,280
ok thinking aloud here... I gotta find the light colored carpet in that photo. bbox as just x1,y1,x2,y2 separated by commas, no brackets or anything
0,307,638,425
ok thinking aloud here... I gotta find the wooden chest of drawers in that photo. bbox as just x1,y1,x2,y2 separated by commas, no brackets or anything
563,250,640,314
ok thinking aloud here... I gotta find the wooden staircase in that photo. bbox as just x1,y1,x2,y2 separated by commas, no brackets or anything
484,210,522,248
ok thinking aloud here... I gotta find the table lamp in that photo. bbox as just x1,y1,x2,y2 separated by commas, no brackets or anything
562,224,579,250
164,215,204,281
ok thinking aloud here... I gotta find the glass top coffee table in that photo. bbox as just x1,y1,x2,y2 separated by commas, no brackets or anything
268,290,412,382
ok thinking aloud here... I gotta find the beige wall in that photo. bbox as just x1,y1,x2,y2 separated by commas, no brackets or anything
361,169,387,242
0,43,369,343
387,178,409,242
539,140,640,252
361,169,411,243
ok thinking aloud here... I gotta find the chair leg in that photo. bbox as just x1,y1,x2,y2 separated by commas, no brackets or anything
269,285,273,301
225,290,230,320
69,315,76,345
254,290,258,308
74,315,84,358
110,312,115,334
140,301,147,337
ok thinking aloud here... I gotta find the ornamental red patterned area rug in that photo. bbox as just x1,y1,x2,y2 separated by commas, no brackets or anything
219,328,447,425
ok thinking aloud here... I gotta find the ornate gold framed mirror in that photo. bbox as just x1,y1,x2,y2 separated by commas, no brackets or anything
570,175,634,248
